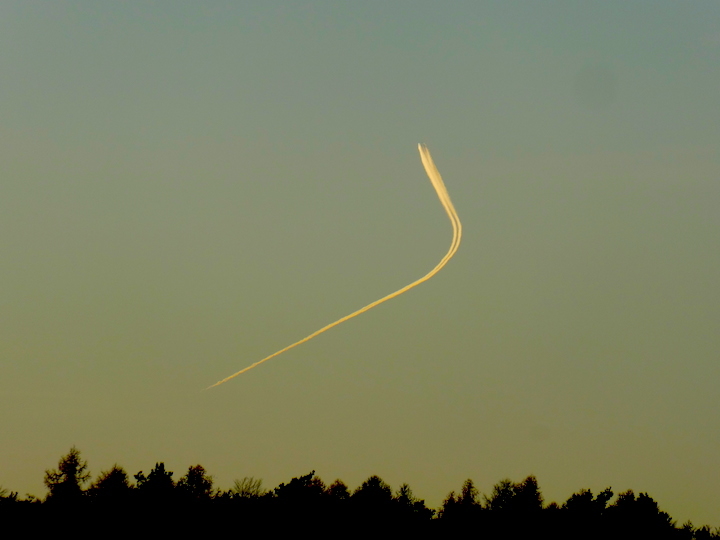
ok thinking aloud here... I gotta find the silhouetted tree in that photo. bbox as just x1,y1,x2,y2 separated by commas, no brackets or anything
483,476,545,538
440,490,458,519
693,525,720,540
231,476,264,499
44,447,90,503
605,490,676,539
0,487,38,530
395,483,416,508
134,463,175,504
326,479,350,501
177,465,213,502
351,475,395,527
484,478,515,512
440,479,482,526
512,475,543,512
560,487,613,539
563,488,613,514
274,470,326,503
394,483,434,524
271,471,329,531
321,479,352,526
458,479,480,507
483,476,544,514
353,475,392,505
0,486,18,504
4,452,720,535
87,465,132,504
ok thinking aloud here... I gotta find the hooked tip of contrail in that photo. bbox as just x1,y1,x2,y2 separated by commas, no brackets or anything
206,143,461,389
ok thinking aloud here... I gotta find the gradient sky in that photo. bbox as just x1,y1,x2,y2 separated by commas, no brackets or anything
1,0,719,525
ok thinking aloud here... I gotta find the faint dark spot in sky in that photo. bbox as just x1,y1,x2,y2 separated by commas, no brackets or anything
574,63,618,110
529,423,553,442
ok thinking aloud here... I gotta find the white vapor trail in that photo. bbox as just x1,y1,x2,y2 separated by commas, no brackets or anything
206,144,461,389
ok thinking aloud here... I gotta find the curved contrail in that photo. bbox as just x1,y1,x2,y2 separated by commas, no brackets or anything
207,144,461,389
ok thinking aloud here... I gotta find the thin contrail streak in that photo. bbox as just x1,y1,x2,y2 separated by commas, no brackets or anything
206,144,461,389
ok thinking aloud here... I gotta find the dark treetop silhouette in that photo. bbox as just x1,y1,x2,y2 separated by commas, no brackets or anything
1,447,717,539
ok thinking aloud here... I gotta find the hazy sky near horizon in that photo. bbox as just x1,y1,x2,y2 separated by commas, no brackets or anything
1,0,719,524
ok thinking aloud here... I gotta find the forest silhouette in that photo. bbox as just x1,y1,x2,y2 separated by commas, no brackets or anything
1,447,717,538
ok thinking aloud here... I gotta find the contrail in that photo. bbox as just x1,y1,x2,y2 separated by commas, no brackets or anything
206,144,461,389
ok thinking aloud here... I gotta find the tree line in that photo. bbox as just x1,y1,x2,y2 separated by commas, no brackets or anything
0,447,717,539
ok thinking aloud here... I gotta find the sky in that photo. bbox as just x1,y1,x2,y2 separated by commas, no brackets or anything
1,0,719,525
